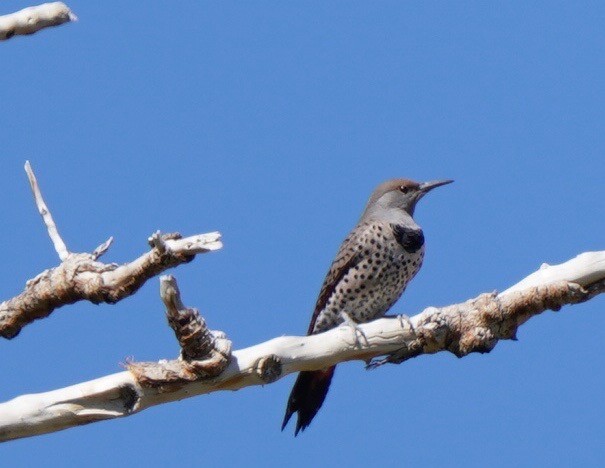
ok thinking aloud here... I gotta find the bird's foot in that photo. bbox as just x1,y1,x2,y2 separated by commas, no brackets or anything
365,314,416,369
366,356,390,370
382,313,414,331
397,313,413,330
338,311,369,348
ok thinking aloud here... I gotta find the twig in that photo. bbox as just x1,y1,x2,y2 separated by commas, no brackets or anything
25,161,70,261
91,237,114,260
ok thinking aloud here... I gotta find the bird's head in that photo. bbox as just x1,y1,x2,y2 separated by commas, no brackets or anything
363,178,453,219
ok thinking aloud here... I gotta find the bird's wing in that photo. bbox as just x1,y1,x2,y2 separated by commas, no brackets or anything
306,222,373,335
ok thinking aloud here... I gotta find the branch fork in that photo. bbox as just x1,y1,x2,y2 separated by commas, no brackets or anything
0,162,222,339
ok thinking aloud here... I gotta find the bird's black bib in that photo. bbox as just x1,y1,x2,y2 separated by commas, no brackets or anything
391,224,425,253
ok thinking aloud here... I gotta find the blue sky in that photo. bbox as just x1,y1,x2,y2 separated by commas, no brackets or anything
1,1,604,466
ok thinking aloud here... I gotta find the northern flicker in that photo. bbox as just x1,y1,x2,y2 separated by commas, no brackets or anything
282,178,453,435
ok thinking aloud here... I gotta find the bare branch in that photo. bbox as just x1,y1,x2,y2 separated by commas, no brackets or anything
0,232,222,339
0,250,603,442
25,161,70,261
0,165,222,339
0,2,76,41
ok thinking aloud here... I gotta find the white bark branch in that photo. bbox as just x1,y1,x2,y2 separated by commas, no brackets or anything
0,250,603,442
0,2,76,41
502,251,605,294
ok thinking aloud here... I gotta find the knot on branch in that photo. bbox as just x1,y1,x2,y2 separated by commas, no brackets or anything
414,307,450,353
458,326,497,356
455,292,501,356
255,355,282,383
24,253,121,305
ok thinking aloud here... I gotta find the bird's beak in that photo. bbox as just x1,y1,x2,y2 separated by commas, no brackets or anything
419,179,454,194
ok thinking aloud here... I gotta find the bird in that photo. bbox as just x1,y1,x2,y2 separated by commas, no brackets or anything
281,178,453,435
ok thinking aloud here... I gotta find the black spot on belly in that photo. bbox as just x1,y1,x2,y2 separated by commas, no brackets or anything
391,224,425,253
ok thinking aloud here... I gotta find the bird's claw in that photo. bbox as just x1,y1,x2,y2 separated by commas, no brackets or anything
391,313,412,330
338,311,369,348
366,356,389,370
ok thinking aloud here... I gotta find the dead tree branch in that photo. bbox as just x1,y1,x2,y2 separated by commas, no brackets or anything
0,163,222,339
127,275,232,387
0,2,76,41
0,250,603,442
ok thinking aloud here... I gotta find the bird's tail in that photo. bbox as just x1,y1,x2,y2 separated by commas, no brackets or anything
281,366,336,436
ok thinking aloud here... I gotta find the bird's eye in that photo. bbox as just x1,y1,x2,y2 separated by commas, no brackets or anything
399,185,409,194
